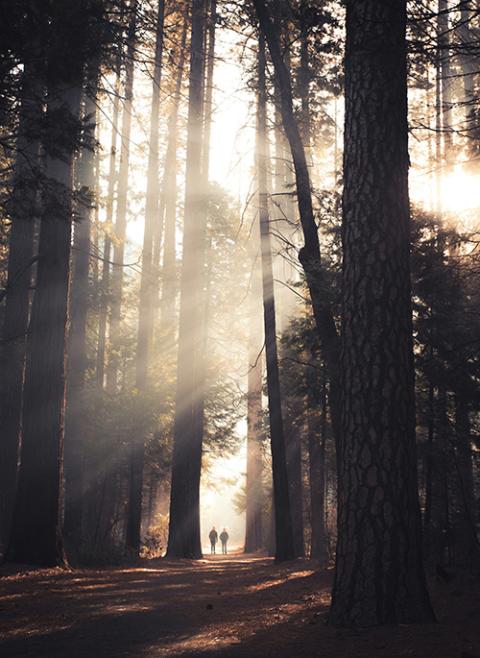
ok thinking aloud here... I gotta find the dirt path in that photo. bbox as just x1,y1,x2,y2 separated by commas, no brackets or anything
0,553,479,658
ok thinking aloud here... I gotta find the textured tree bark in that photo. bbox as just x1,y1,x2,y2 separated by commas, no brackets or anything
167,0,207,559
252,0,341,453
245,255,264,554
329,0,434,626
0,57,42,554
64,63,100,553
8,80,82,566
106,0,137,393
127,0,166,557
257,32,294,563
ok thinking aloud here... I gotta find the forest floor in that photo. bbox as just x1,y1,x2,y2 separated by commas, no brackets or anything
0,551,479,658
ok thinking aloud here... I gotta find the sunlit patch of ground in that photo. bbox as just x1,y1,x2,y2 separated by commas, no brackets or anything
0,555,479,658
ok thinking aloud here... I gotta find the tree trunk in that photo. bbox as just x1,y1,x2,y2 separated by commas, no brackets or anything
106,1,137,392
252,0,341,454
96,64,121,390
438,0,453,164
159,16,188,332
453,393,480,566
245,255,264,553
425,386,450,566
0,59,42,554
167,0,207,559
307,367,328,564
191,0,217,491
423,378,435,532
458,1,476,163
284,402,304,558
126,0,165,557
329,0,434,626
8,80,82,566
64,63,100,553
256,32,294,563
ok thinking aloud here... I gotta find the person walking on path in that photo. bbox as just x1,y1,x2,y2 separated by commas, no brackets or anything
209,527,218,554
220,528,229,555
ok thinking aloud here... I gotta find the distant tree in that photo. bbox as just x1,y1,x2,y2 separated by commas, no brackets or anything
252,0,341,452
256,31,294,563
107,0,137,392
167,0,208,559
245,255,264,554
64,59,101,553
129,0,166,557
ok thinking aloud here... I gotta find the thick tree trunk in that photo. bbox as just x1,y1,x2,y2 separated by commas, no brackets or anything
64,65,100,552
0,60,42,554
167,0,207,559
252,0,341,454
8,83,82,566
245,256,264,554
257,32,294,563
329,0,434,626
126,0,165,557
106,1,137,392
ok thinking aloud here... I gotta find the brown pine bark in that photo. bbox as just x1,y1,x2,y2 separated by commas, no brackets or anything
329,0,434,626
257,32,294,563
0,58,43,553
167,0,207,559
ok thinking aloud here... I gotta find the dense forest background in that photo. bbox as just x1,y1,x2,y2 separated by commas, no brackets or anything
0,0,479,636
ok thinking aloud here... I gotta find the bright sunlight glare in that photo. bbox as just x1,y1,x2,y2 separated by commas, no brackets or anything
440,166,480,213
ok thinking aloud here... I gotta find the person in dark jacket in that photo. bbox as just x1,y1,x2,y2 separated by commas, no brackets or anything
209,527,218,554
220,528,229,554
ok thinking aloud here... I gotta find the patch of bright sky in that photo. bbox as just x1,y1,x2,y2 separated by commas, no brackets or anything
208,28,255,203
201,427,247,552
